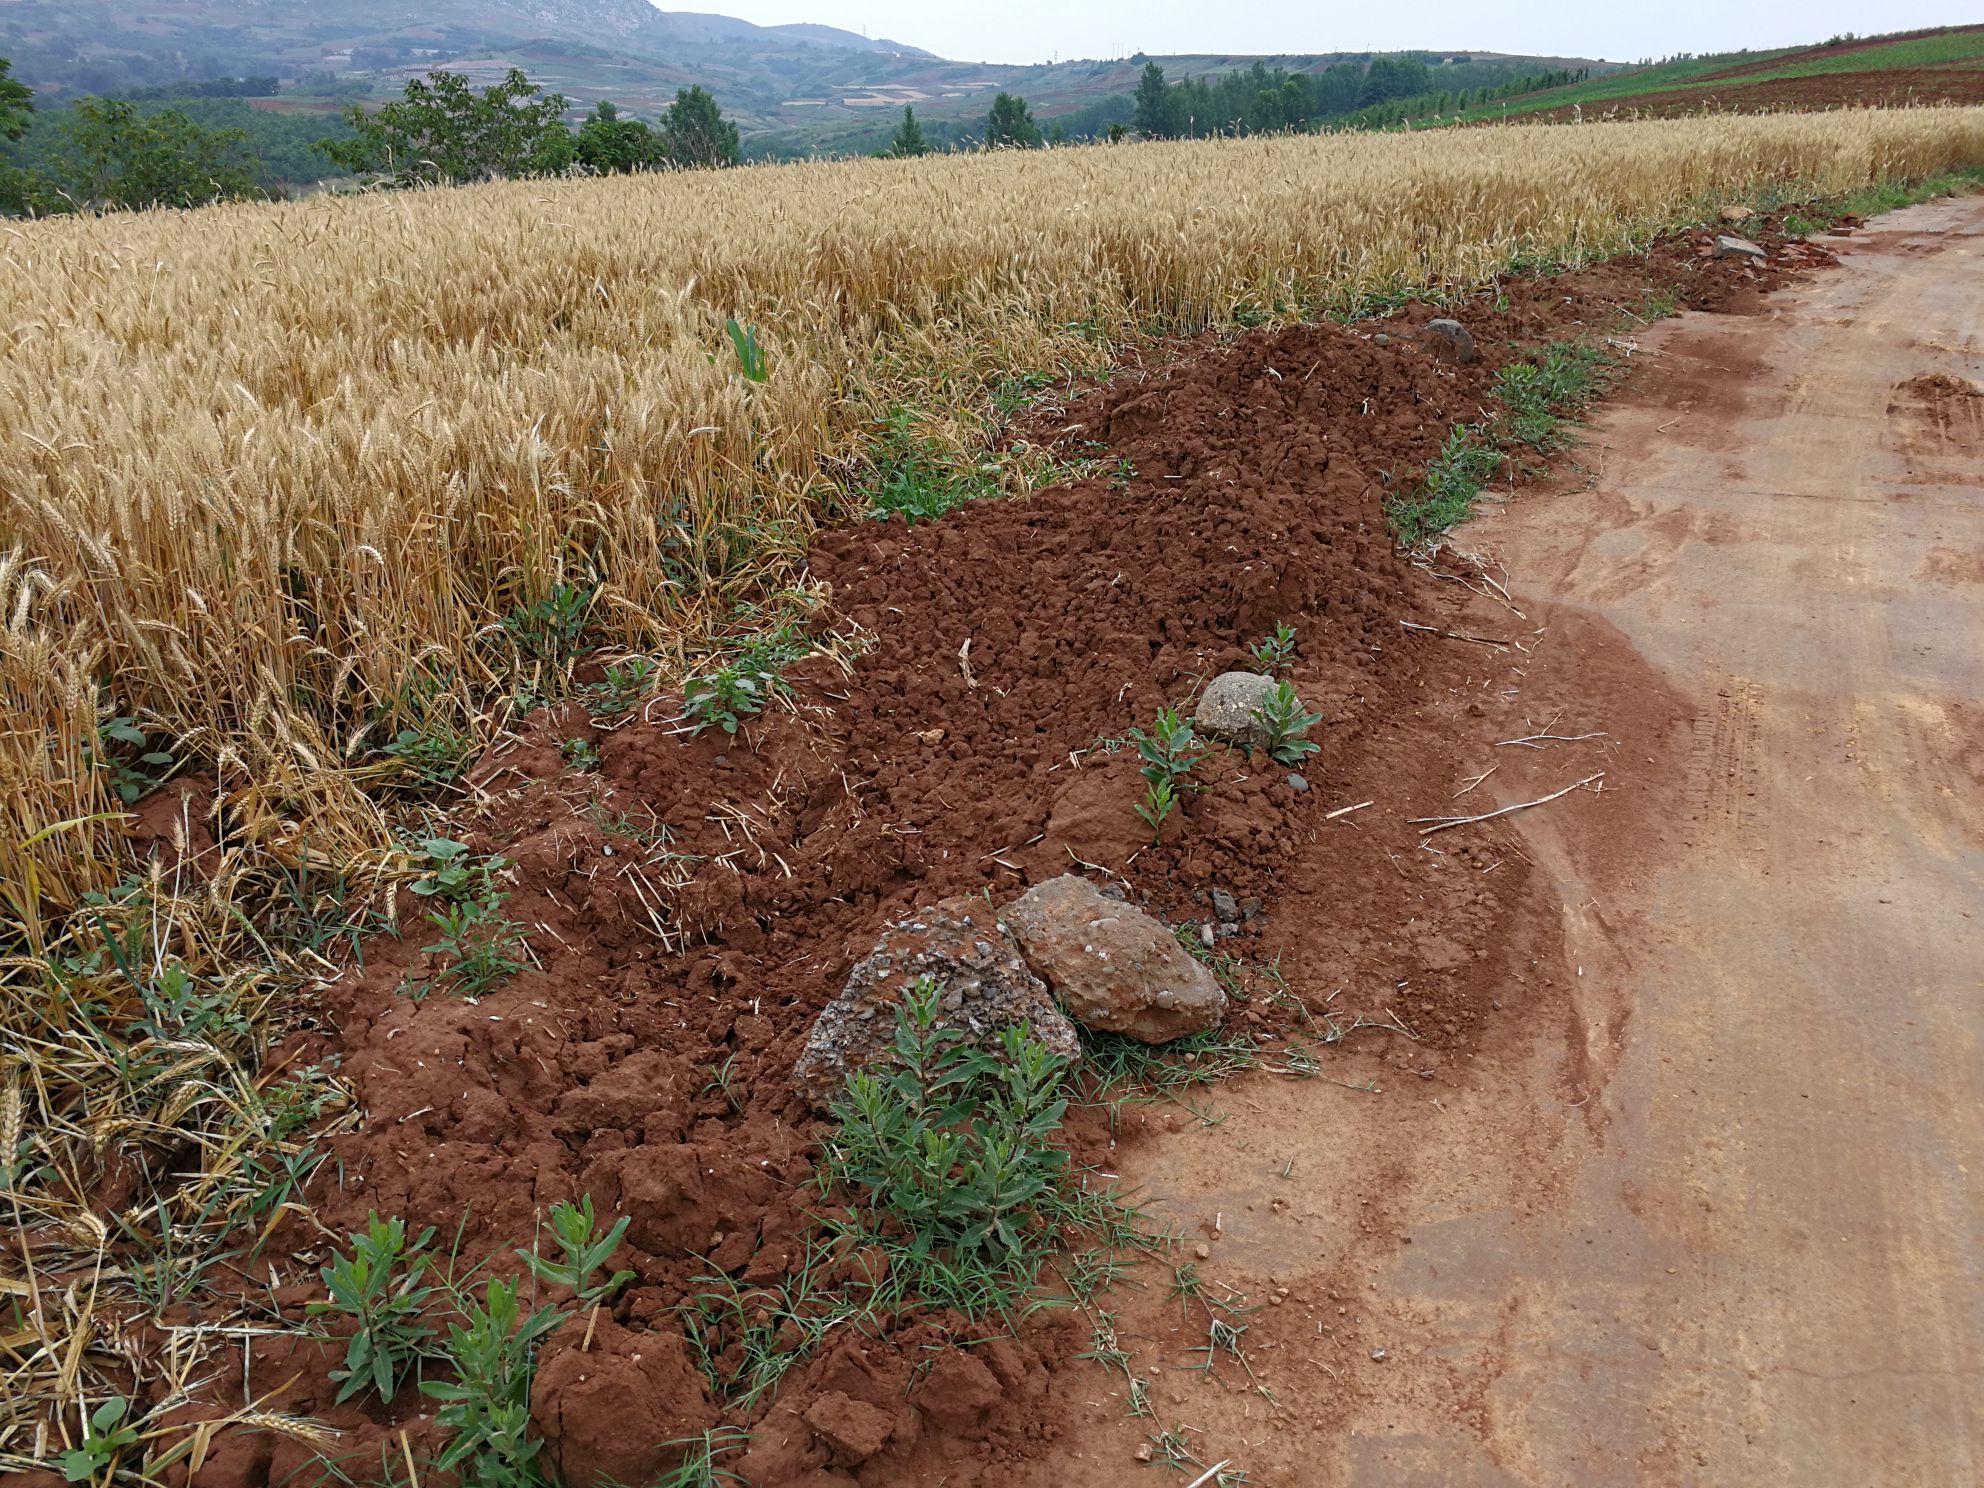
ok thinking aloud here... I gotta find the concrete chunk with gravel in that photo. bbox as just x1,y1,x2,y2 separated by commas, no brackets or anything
1002,874,1226,1044
793,894,1080,1104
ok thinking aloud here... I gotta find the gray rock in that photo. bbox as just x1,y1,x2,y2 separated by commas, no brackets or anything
1371,333,1391,347
1003,875,1226,1044
1714,235,1766,261
1211,888,1241,925
1422,318,1477,363
1194,671,1279,750
1287,773,1310,791
793,895,1079,1104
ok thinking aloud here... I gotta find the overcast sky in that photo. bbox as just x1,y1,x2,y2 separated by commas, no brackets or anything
678,1,1978,66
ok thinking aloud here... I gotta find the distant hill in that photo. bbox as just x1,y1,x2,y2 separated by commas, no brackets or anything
0,1,1611,150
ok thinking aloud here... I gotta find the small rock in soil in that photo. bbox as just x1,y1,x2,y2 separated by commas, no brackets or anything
1719,204,1756,224
1194,670,1279,750
1211,888,1241,924
804,1390,896,1463
1287,773,1310,791
1422,317,1478,363
1003,874,1226,1043
792,895,1079,1103
1714,235,1767,261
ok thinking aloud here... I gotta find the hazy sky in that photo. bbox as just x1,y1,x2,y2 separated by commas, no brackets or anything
679,1,1979,66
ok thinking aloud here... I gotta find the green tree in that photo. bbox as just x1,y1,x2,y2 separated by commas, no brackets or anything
0,57,31,143
0,55,39,214
574,100,661,174
321,68,573,185
984,92,1041,149
62,98,261,209
661,85,739,169
889,104,929,158
1132,61,1177,139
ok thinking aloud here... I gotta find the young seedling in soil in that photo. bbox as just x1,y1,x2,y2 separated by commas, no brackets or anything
421,1277,563,1488
1250,681,1323,766
1128,707,1207,843
309,1213,438,1405
519,1196,633,1307
57,1397,139,1484
1246,623,1299,676
413,897,528,1000
558,736,600,772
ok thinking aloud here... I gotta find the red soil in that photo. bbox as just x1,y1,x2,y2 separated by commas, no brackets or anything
87,215,1842,1488
1527,66,1984,122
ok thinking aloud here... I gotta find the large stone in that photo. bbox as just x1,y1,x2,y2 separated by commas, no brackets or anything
1193,670,1279,750
793,895,1080,1103
1422,317,1478,363
1714,234,1766,261
1002,875,1226,1044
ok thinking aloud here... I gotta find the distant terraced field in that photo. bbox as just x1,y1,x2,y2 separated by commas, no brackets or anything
1463,25,1984,123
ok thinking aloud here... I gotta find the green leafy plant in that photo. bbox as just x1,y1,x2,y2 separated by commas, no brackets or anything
1126,708,1205,843
310,1213,438,1405
519,1196,633,1306
1247,623,1298,676
558,737,601,773
682,665,770,737
422,1278,564,1488
725,318,770,383
92,714,175,805
1493,341,1611,454
817,977,1089,1314
417,898,528,999
384,723,476,787
59,1396,139,1482
1134,776,1178,843
409,838,486,899
501,583,594,669
586,656,660,717
1384,423,1504,547
1251,681,1323,766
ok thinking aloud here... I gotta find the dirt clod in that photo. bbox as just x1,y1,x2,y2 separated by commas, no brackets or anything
528,1315,716,1488
804,1391,897,1463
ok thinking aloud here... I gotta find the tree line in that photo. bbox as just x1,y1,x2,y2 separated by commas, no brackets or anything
878,56,1593,159
0,60,747,215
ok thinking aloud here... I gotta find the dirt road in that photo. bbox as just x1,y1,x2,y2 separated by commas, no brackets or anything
1040,197,1984,1486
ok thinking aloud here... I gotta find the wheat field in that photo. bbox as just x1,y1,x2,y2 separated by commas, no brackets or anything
3,109,1983,937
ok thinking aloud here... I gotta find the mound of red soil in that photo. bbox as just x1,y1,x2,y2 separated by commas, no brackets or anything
124,216,1835,1487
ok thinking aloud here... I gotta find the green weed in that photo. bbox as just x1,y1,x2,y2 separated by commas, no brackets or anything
558,737,601,772
585,656,661,717
421,1278,563,1488
1127,707,1205,843
724,318,771,384
863,408,1002,522
1246,623,1298,676
1493,341,1612,453
309,1213,438,1405
817,978,1146,1318
518,1196,633,1307
383,723,477,787
1250,680,1322,766
413,898,527,999
90,712,176,806
58,1396,138,1483
1385,424,1504,547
